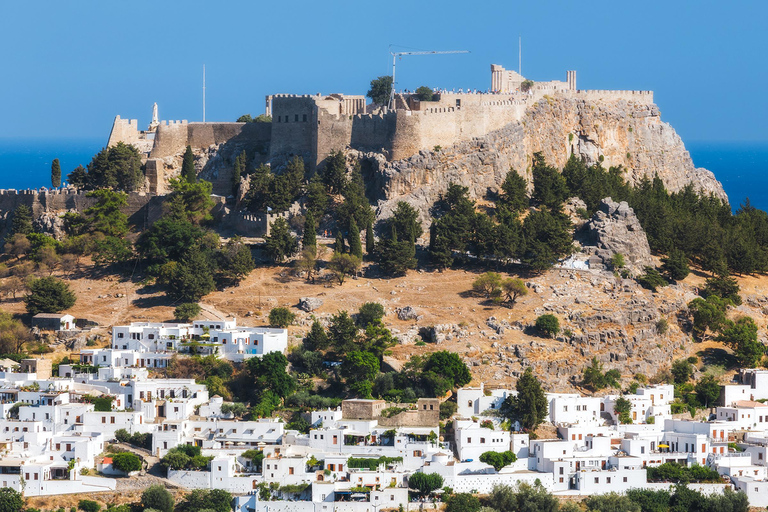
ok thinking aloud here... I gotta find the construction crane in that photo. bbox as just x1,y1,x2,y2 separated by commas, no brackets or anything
388,47,470,109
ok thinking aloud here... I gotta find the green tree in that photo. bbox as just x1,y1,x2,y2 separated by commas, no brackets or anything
265,218,298,263
246,352,296,404
237,114,253,123
82,142,144,191
9,205,33,236
488,483,559,512
348,218,363,259
498,168,529,213
78,500,100,512
182,145,196,183
302,212,317,251
85,189,129,238
424,351,472,389
111,452,142,473
582,357,608,391
367,76,393,106
717,316,764,367
177,489,232,512
611,252,626,270
218,236,254,285
671,359,694,384
141,485,175,512
306,174,329,219
269,307,295,328
662,249,690,281
174,303,201,322
702,273,742,305
166,178,215,225
25,277,76,314
614,396,632,424
51,158,61,188
67,165,88,189
162,251,216,302
479,451,517,471
322,150,347,194
357,302,385,327
688,296,728,338
585,493,641,512
365,218,375,255
695,375,721,408
501,278,527,307
415,86,433,101
472,272,502,301
232,150,245,196
535,314,560,338
0,488,23,512
445,494,480,512
408,472,444,497
637,266,668,292
329,252,361,285
531,153,569,208
342,350,380,397
328,311,358,354
501,367,548,431
375,225,416,276
304,320,329,351
521,207,573,272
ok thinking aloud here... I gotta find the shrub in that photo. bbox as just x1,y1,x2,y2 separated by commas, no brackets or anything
357,302,385,327
479,450,517,471
78,501,100,512
25,276,76,314
174,303,201,322
269,307,295,328
111,452,142,473
636,266,668,292
141,485,174,512
535,314,560,338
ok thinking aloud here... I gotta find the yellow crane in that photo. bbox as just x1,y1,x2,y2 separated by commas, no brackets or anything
388,46,470,109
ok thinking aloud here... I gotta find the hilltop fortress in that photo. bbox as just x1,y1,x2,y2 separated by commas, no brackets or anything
106,65,725,220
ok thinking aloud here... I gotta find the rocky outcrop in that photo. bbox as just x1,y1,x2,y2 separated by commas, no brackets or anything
298,297,323,312
372,96,726,225
581,198,653,273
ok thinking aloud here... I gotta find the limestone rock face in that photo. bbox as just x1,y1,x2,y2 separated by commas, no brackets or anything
582,198,652,273
33,211,66,240
372,96,726,226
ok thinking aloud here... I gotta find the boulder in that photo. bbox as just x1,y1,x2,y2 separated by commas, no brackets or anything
397,306,420,321
298,297,323,312
582,198,653,273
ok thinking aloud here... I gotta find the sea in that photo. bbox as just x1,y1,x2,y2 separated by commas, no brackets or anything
0,138,766,212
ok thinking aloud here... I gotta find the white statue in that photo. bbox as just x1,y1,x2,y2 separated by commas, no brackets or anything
149,102,159,130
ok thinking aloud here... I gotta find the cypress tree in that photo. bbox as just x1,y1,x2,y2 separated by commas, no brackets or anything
232,152,242,196
51,158,61,188
349,218,362,259
182,146,196,183
9,205,33,237
365,219,375,255
335,230,345,253
302,212,317,251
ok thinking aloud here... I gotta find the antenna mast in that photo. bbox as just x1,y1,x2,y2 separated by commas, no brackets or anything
388,47,470,109
519,37,522,75
202,65,206,123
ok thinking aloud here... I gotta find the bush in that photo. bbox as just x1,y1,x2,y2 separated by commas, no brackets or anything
141,485,174,512
637,266,668,292
479,450,517,471
445,493,481,512
357,302,385,327
25,276,77,314
535,314,560,338
111,452,142,473
0,488,24,512
78,501,100,512
439,401,457,420
175,303,201,322
114,428,131,443
269,307,295,328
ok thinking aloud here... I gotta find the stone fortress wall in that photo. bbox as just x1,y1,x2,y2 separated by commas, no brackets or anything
266,67,655,170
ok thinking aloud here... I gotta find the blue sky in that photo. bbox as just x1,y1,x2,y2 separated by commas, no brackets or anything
1,0,766,142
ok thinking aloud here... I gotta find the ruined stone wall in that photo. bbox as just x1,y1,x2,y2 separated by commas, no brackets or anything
0,189,163,241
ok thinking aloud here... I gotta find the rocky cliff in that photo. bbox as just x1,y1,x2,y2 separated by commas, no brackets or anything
368,96,726,224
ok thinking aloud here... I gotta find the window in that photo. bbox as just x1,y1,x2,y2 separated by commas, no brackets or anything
118,332,123,338
294,114,299,122
606,477,611,484
111,417,115,424
149,334,154,339
623,477,628,482
101,417,106,424
480,438,485,444
467,437,471,444
303,114,307,122
594,477,599,483
559,467,563,474
289,467,294,475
